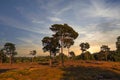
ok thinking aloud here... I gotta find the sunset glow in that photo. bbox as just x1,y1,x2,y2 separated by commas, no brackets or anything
0,0,120,56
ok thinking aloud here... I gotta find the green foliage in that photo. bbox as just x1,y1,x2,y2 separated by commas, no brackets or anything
0,50,7,63
116,36,120,51
74,52,93,60
50,24,79,66
56,53,68,61
4,42,16,51
50,24,79,39
64,38,74,48
42,36,60,56
80,42,90,53
108,51,120,61
93,53,104,61
3,42,17,64
69,51,75,60
50,24,78,49
30,50,36,56
69,51,75,57
14,56,50,63
80,51,93,60
101,45,110,52
14,57,31,63
93,51,120,61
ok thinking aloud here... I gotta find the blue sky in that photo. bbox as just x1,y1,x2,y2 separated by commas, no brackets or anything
0,0,120,56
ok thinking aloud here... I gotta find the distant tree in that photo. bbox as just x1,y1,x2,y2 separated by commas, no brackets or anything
101,45,110,52
80,42,90,53
30,50,37,62
93,52,106,61
116,36,120,51
113,51,120,61
107,51,116,61
0,49,7,63
0,50,4,63
3,42,17,64
69,51,75,59
80,51,93,60
50,24,78,66
42,36,60,66
107,51,120,62
92,52,99,60
100,45,110,61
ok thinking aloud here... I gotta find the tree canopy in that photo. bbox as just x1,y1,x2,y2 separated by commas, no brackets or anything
80,42,90,53
50,24,78,40
42,36,60,56
3,42,17,64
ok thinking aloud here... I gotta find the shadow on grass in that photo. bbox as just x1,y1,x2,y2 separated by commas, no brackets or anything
0,69,14,74
39,62,49,65
61,66,120,80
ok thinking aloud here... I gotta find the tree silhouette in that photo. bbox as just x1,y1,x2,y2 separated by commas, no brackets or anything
42,36,60,66
101,45,110,52
80,51,92,60
80,42,90,53
50,24,78,66
3,42,17,64
69,51,75,59
30,50,37,62
116,36,120,51
100,45,110,61
0,49,7,64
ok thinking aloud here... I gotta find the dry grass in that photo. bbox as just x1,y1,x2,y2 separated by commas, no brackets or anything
0,61,120,80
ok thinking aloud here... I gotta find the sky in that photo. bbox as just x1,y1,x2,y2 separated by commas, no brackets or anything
0,0,120,56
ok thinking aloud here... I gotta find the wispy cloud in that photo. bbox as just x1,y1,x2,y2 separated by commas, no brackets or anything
32,19,45,24
16,34,48,56
0,16,51,35
48,17,62,22
52,5,72,16
85,0,120,19
0,0,120,55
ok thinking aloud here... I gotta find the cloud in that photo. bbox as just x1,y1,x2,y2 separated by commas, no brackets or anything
52,5,72,16
16,34,47,56
96,20,120,32
0,16,51,35
36,0,120,53
1,0,120,55
16,6,47,24
86,0,120,19
32,19,45,24
69,20,120,53
48,17,62,22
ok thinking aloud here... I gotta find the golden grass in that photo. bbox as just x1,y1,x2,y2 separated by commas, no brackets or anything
0,61,120,80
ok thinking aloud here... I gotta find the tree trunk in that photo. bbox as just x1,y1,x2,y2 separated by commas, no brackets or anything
49,52,52,66
32,56,34,62
0,56,2,64
105,52,107,61
60,36,64,67
68,48,70,57
60,53,64,67
82,50,84,54
0,52,3,64
10,54,13,64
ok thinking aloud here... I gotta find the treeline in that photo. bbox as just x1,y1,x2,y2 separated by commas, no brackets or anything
0,55,50,63
75,36,120,62
74,50,120,62
0,23,120,65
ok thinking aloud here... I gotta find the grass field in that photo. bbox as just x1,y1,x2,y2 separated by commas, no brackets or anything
0,60,120,80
